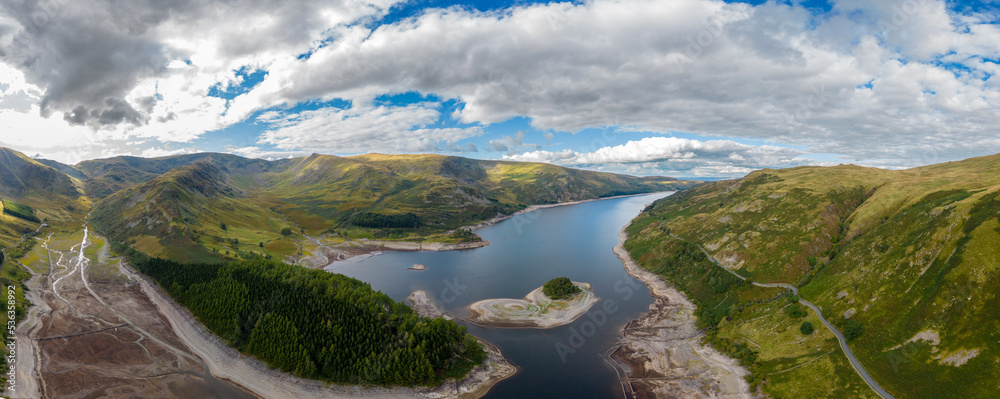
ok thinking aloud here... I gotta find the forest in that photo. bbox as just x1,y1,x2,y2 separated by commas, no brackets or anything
119,246,485,386
349,211,423,229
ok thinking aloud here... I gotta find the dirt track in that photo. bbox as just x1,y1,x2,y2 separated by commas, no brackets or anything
6,224,515,398
9,226,256,399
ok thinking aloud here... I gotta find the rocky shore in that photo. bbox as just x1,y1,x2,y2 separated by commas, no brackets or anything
610,225,752,399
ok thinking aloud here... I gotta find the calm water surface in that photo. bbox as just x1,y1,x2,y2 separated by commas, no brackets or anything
326,192,672,398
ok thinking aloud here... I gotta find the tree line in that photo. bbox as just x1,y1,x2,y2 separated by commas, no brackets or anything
349,212,422,229
2,199,41,223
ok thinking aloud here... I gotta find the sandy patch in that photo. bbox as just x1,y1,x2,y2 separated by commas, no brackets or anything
468,283,599,329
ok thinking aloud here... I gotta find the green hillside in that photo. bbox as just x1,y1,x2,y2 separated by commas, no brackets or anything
76,152,275,198
0,147,89,256
88,152,696,262
625,154,1000,398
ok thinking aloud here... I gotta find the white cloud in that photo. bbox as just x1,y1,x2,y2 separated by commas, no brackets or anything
0,0,998,174
229,0,1000,164
258,103,483,153
505,136,820,177
487,131,529,152
223,145,306,160
140,146,201,158
0,0,398,131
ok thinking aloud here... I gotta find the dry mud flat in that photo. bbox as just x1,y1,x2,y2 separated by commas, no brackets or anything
13,230,253,399
11,229,517,399
611,227,752,399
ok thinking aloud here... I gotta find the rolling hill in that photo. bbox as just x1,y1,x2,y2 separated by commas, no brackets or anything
0,148,89,249
625,153,1000,398
68,151,695,263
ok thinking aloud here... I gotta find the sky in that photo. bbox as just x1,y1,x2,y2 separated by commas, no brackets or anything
0,0,997,179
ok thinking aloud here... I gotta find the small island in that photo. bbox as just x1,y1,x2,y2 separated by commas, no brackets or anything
408,263,427,271
468,277,599,328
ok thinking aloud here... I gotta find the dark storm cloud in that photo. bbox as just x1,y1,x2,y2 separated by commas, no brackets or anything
1,0,191,128
0,0,393,129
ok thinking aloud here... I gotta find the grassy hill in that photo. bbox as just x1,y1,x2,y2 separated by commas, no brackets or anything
625,154,1000,398
0,147,89,246
83,152,695,263
75,153,275,199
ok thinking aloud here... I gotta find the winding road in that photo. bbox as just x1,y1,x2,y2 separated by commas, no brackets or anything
668,232,895,399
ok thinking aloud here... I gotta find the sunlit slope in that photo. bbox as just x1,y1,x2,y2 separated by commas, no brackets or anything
629,153,1000,398
89,152,696,262
76,152,275,198
268,153,688,229
0,148,88,229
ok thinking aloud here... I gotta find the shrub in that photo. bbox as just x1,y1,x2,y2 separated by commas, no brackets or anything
843,320,863,341
800,321,814,335
450,228,479,242
784,304,807,318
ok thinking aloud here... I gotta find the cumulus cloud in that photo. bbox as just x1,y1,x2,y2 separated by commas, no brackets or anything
0,0,397,130
505,136,820,177
0,0,998,172
223,145,306,160
228,0,1000,164
487,131,529,153
258,103,483,154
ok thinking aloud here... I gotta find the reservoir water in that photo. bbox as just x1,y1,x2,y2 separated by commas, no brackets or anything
326,192,672,398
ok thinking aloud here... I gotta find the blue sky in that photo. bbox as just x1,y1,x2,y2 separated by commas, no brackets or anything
1,0,998,178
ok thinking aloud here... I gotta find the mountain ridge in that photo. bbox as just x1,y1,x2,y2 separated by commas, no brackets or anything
0,148,698,263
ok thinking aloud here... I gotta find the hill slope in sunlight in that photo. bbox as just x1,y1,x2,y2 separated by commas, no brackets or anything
626,153,1000,398
83,151,696,263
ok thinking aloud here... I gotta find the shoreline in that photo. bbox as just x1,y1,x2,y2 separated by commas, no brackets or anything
125,261,519,399
467,283,599,329
462,192,663,233
611,221,753,398
317,192,669,269
406,290,518,398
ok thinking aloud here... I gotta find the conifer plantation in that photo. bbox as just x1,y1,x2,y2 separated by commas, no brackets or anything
122,247,485,386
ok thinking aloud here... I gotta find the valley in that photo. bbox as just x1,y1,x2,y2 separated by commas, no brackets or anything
3,142,997,398
13,225,254,398
0,146,690,398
